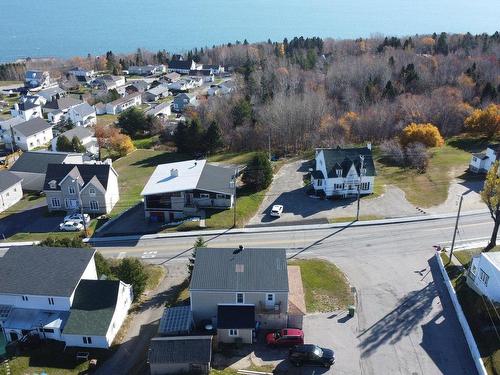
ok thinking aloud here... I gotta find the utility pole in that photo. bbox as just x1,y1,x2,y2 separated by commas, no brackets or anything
356,155,365,221
74,178,88,234
232,168,238,228
449,194,464,263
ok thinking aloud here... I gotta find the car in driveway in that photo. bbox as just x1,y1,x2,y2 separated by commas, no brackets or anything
289,344,335,368
270,204,284,217
59,221,84,231
266,328,304,347
64,213,90,224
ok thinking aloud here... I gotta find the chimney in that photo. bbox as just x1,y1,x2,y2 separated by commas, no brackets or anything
366,142,372,150
239,245,243,251
170,168,178,177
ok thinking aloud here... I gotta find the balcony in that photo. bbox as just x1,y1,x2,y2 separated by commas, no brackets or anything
256,301,282,315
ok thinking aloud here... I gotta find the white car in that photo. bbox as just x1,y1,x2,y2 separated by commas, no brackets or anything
270,205,284,217
64,213,90,224
59,221,84,232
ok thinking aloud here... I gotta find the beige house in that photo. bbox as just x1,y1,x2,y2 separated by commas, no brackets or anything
43,163,119,214
190,247,290,344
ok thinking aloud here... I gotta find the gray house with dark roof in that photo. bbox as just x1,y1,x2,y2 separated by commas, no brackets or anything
0,246,132,349
312,145,376,198
43,163,120,214
190,247,289,343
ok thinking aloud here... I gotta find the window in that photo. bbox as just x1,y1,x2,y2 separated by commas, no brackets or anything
334,184,344,190
361,182,370,190
41,328,54,333
90,201,99,211
68,186,76,195
83,336,92,344
266,293,275,303
200,193,210,199
65,199,70,209
21,295,28,301
48,297,54,305
479,269,489,286
89,188,96,196
229,329,238,336
51,198,61,208
473,157,477,162
5,192,9,197
316,179,322,186
236,293,244,304
336,169,342,176
216,193,226,199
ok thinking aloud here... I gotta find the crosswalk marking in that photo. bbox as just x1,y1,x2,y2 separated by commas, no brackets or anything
141,251,157,259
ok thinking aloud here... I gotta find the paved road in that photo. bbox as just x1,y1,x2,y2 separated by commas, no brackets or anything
94,213,492,375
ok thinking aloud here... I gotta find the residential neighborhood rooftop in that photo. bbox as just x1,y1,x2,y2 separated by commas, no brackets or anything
71,102,95,117
148,336,212,365
63,279,121,336
43,163,113,192
0,246,95,297
108,92,141,106
483,252,500,271
217,304,255,329
0,170,23,192
190,247,289,292
317,146,376,178
58,126,93,141
10,151,79,174
12,117,52,137
44,97,81,110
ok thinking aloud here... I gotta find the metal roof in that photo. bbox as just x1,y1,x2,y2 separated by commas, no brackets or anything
158,306,192,335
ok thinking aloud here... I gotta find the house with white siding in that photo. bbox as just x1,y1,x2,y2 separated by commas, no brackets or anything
467,252,500,303
469,144,500,173
10,96,44,121
8,117,54,151
51,127,99,156
0,246,132,348
68,102,97,127
167,60,197,75
105,93,142,115
0,171,23,213
311,145,376,198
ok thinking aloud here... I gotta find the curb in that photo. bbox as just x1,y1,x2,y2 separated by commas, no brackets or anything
85,209,489,244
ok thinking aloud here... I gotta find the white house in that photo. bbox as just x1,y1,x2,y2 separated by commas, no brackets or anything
0,116,25,148
24,70,50,89
52,127,99,156
172,93,198,112
9,117,54,151
68,67,95,79
94,75,126,91
10,96,43,121
145,102,172,118
467,252,500,303
68,102,97,127
0,170,23,213
144,84,170,102
469,144,500,173
44,97,82,124
36,86,66,103
128,64,166,76
0,246,132,348
311,145,376,198
167,60,197,75
106,92,142,115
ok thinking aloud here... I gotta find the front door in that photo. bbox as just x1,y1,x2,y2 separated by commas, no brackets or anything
266,293,275,308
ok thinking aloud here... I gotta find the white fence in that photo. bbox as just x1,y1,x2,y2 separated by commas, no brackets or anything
435,253,487,375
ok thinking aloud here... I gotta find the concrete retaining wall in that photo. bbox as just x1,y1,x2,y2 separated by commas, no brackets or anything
435,253,487,375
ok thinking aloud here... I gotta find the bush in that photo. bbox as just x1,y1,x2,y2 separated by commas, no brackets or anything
405,142,429,172
114,258,148,301
380,139,405,166
242,152,273,191
400,123,444,148
39,236,88,248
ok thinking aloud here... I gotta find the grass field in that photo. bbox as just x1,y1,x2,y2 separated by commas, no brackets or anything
288,259,354,312
96,114,118,127
132,135,159,149
373,137,478,207
207,151,257,166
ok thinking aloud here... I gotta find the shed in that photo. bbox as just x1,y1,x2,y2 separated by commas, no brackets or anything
158,305,193,336
148,336,212,375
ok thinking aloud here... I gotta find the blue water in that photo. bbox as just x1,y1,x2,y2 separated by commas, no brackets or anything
0,0,498,61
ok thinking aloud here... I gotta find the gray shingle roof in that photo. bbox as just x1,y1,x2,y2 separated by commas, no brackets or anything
190,248,288,292
196,164,235,195
59,126,92,141
71,102,95,117
319,146,376,178
217,305,255,329
146,84,169,96
168,60,194,70
44,97,81,111
63,280,120,336
43,163,112,191
0,170,22,192
148,336,212,365
10,151,71,174
0,246,95,297
13,117,52,137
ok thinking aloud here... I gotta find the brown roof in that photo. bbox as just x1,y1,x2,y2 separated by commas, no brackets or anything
287,266,306,315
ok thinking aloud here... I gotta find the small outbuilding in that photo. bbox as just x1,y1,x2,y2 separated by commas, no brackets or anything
158,305,193,336
148,336,212,375
216,304,255,344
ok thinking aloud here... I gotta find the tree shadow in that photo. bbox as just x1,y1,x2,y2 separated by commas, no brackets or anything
130,152,191,168
447,136,491,153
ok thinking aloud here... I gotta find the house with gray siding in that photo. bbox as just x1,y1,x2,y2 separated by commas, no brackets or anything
141,159,234,223
43,163,119,214
190,247,289,344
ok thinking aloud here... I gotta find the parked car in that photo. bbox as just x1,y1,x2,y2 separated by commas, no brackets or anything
64,213,90,224
270,205,284,217
266,328,304,347
59,221,84,231
288,344,335,368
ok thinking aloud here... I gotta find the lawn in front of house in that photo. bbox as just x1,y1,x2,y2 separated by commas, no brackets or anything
373,138,473,207
288,259,354,312
109,149,190,218
96,114,118,127
132,135,159,149
453,246,500,266
0,193,44,220
207,151,257,166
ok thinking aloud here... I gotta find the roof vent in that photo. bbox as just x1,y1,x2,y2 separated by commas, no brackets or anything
48,180,57,189
235,264,244,273
170,168,178,177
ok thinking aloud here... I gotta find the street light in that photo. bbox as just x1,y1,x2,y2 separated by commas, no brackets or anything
72,178,88,234
230,168,238,228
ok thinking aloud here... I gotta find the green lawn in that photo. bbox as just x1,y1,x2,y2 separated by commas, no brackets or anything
109,149,190,218
207,151,257,166
454,246,500,266
132,135,159,149
288,259,354,312
0,193,44,220
374,138,474,207
96,114,118,127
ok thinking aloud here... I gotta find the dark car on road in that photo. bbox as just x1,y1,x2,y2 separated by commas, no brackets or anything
288,344,335,368
266,328,304,347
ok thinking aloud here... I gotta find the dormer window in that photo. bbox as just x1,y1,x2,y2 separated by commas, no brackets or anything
68,186,76,195
48,180,57,189
336,169,342,177
89,187,96,196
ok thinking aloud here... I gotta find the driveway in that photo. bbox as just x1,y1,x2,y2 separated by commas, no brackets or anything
0,200,64,239
248,160,420,226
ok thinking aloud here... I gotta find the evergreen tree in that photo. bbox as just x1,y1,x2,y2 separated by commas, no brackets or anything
118,107,148,138
242,152,273,191
382,80,397,100
56,135,72,152
436,32,449,55
188,237,206,279
204,121,224,154
71,136,86,153
481,82,497,102
115,258,148,301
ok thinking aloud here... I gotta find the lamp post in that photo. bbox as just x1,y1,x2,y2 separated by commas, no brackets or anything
73,178,87,234
449,194,464,263
356,155,365,221
231,168,238,228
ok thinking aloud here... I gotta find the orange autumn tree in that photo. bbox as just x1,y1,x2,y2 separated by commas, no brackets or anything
400,123,444,147
464,104,500,137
